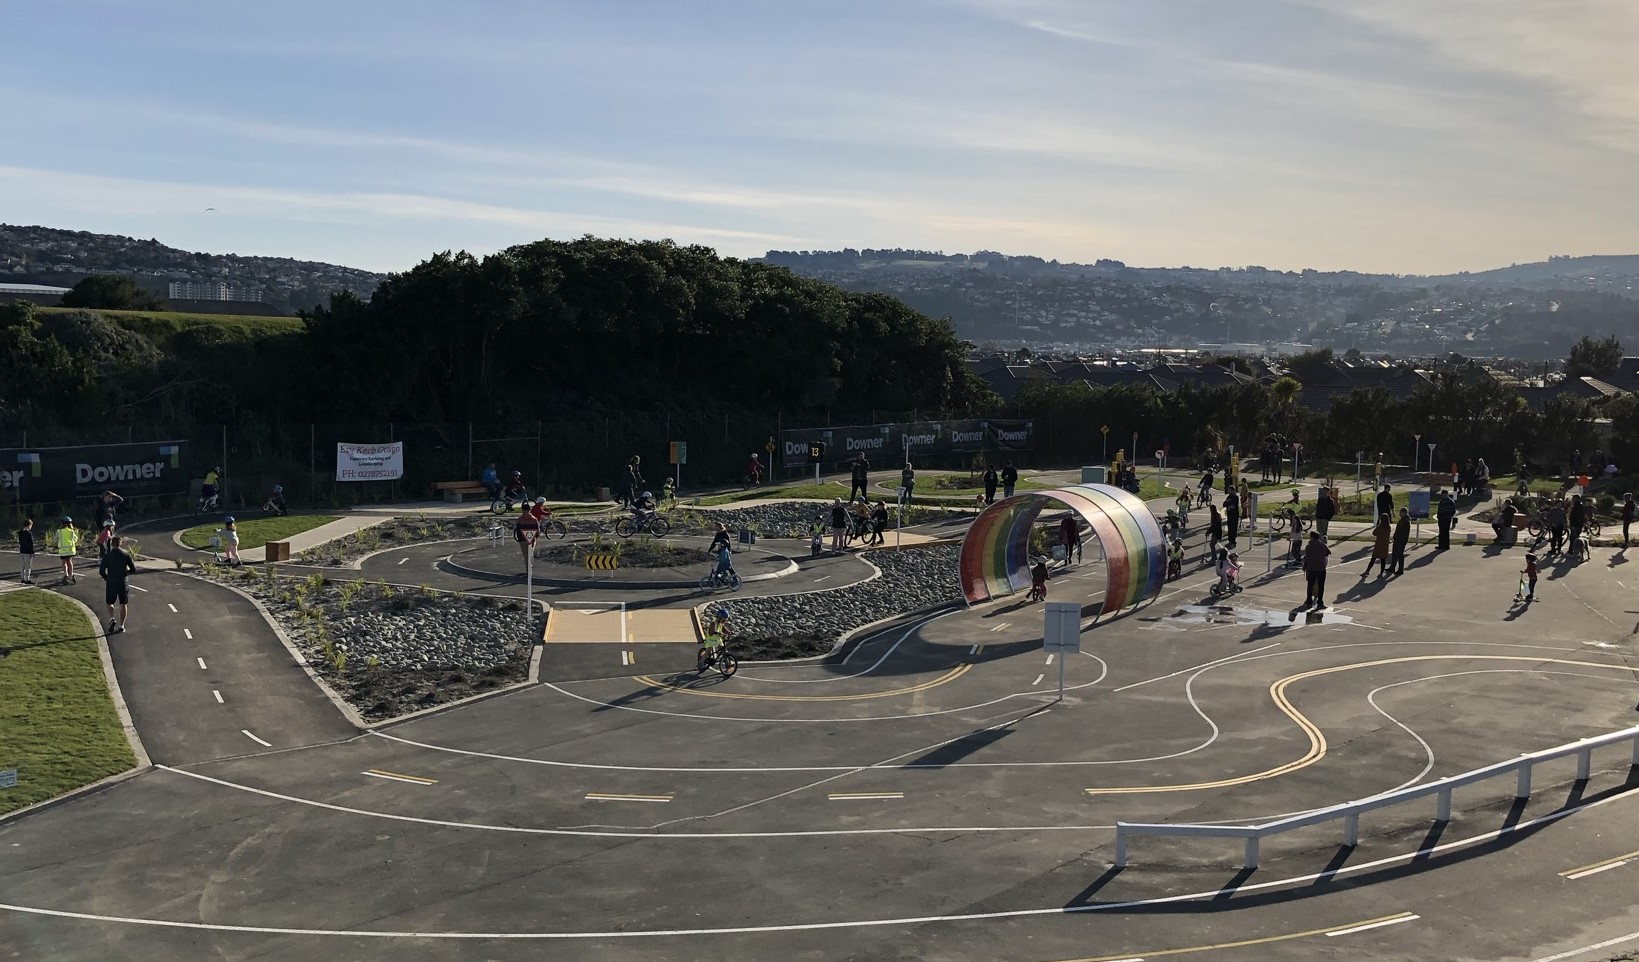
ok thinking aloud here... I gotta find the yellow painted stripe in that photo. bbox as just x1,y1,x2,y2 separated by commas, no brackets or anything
1049,913,1416,962
630,663,970,702
1561,849,1639,878
585,792,672,802
364,769,438,785
1087,655,1634,796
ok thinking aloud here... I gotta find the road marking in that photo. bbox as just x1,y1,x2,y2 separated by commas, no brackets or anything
620,650,635,666
630,664,969,702
969,644,980,655
240,730,271,748
212,690,223,704
364,769,438,786
990,622,1011,632
813,575,832,583
128,584,148,593
397,558,409,565
1045,653,1055,665
1565,860,1629,880
828,792,905,801
167,603,178,613
1113,643,1282,692
1530,928,1639,962
1032,673,1045,686
1325,912,1418,937
585,792,671,803
196,657,207,670
183,628,193,640
1561,849,1638,879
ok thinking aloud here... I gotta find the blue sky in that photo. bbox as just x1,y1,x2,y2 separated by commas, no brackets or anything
5,0,1638,274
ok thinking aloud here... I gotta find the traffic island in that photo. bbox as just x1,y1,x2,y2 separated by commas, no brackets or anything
446,536,800,587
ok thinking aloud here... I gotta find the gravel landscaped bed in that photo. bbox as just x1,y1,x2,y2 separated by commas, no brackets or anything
208,565,538,721
709,544,964,660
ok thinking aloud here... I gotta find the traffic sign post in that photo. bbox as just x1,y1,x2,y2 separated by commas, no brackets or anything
1101,424,1109,464
669,440,687,492
807,441,826,484
0,768,15,789
1042,600,1081,702
521,526,539,604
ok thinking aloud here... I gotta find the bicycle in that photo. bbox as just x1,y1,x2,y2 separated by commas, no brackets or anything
489,490,530,515
197,492,220,514
698,567,742,592
533,511,568,542
615,511,671,538
1268,511,1310,535
696,642,738,676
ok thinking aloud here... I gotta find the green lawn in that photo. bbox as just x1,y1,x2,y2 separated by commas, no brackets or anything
0,592,137,815
180,514,339,550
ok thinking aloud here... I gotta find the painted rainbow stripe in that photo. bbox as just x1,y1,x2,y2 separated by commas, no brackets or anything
959,483,1166,612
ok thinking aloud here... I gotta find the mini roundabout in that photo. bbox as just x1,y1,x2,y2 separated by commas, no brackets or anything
5,485,1639,962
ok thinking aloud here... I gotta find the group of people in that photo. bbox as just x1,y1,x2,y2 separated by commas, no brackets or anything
1257,435,1301,484
1451,458,1492,497
810,497,890,555
13,489,142,633
978,461,1020,504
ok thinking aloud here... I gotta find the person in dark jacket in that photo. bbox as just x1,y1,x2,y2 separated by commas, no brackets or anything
1375,484,1394,521
1436,491,1456,549
982,464,999,504
870,501,889,546
1206,502,1223,561
1302,531,1331,608
1622,492,1635,548
1492,498,1517,542
1391,507,1411,574
1314,488,1335,540
1001,461,1019,499
1568,494,1588,559
1224,495,1240,550
900,462,915,505
849,454,870,502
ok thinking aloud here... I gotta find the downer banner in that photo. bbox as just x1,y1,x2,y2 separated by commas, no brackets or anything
0,441,190,504
780,420,1033,471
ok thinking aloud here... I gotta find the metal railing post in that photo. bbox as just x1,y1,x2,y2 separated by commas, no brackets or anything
1632,734,1639,767
1114,830,1128,869
1343,812,1359,847
1515,763,1532,799
1436,789,1452,823
1576,747,1592,781
1243,836,1260,870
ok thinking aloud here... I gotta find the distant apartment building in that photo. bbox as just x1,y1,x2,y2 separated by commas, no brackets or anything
167,280,264,302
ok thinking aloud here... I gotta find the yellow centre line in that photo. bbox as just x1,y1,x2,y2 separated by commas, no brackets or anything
1561,848,1639,878
363,769,438,785
585,792,673,802
1086,655,1633,795
1046,912,1417,962
630,663,970,702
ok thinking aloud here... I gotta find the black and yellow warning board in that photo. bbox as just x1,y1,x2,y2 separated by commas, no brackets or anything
583,553,619,571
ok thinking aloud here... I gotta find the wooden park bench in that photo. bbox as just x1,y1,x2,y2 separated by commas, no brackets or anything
433,480,491,504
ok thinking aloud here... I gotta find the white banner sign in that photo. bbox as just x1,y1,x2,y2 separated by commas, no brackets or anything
336,442,404,481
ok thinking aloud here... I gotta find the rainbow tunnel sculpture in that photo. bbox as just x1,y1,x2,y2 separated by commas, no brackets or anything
959,483,1167,612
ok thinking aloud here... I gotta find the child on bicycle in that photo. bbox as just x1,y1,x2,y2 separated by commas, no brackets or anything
631,490,657,517
1215,548,1241,594
1028,557,1050,601
1167,537,1184,580
711,541,736,583
1174,489,1191,530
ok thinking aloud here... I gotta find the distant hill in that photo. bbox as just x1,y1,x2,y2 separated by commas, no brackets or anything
1433,254,1639,289
0,224,385,315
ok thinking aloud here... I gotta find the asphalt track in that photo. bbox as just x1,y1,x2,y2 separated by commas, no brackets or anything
3,509,1639,962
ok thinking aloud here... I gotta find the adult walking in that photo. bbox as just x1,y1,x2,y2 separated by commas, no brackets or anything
98,535,137,634
829,498,849,553
1544,499,1567,554
1057,514,1082,567
1375,484,1393,522
900,462,916,506
1390,507,1411,575
1314,486,1335,540
1365,512,1392,578
1224,493,1240,551
624,456,644,509
1302,530,1331,608
982,464,998,505
1622,492,1635,548
1206,502,1223,562
1436,490,1456,550
1568,494,1587,557
849,454,869,502
15,517,35,585
1001,461,1019,499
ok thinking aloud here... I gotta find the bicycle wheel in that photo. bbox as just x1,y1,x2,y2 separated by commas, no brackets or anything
1527,520,1545,540
490,499,509,516
718,653,738,677
1270,515,1286,534
614,517,636,538
1587,520,1602,539
695,647,711,673
649,516,671,537
541,519,568,540
727,571,742,591
698,573,715,591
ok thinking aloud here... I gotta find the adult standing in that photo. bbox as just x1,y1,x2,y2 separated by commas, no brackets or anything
1314,486,1336,541
1622,492,1636,548
1375,484,1393,522
625,456,644,510
1206,502,1224,561
1391,507,1411,575
1568,494,1587,557
982,464,998,505
1000,461,1019,499
93,490,124,530
512,503,539,562
1436,490,1456,550
829,498,849,553
98,535,137,634
1545,499,1567,555
1302,530,1331,608
1224,493,1240,551
1373,454,1384,489
900,462,916,506
849,454,870,502
1474,458,1491,496
1366,512,1392,578
15,517,35,585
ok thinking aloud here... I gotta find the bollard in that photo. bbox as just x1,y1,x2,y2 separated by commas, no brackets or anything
1437,788,1452,823
1515,762,1532,799
1114,831,1128,869
1342,812,1360,847
1576,747,1592,782
1243,836,1260,870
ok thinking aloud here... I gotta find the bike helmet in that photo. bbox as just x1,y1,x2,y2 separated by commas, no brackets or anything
103,519,116,528
223,515,235,523
1228,551,1239,559
272,484,283,493
534,497,546,505
714,607,729,620
60,515,72,524
641,491,652,499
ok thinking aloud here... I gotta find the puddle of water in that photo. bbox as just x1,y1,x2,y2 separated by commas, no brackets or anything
1159,604,1356,629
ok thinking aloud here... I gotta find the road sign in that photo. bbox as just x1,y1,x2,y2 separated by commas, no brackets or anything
669,441,688,465
0,768,15,789
1100,424,1109,434
806,442,826,464
521,527,540,546
1043,601,1081,653
584,553,619,571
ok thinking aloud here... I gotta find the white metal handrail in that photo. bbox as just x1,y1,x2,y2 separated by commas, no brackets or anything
1114,724,1639,869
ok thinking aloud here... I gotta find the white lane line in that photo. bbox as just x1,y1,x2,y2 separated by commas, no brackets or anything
1531,929,1639,962
813,575,832,583
828,792,905,801
1045,653,1055,665
212,690,223,704
196,657,207,670
183,628,193,640
128,584,148,593
167,603,178,613
1325,913,1418,937
240,730,271,748
1566,860,1629,880
1113,643,1281,692
989,622,1011,632
585,793,672,803
1031,673,1045,686
364,770,438,785
397,558,409,565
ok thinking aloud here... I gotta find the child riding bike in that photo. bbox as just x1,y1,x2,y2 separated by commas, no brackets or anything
1167,537,1184,580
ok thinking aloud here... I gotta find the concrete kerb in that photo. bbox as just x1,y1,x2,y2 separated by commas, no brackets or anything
0,591,154,826
441,543,801,589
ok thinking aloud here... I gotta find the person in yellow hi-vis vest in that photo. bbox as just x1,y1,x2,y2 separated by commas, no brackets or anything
55,515,81,585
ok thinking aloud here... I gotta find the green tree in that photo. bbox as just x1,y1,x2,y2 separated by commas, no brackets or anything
1267,375,1301,432
60,275,167,311
1565,334,1623,378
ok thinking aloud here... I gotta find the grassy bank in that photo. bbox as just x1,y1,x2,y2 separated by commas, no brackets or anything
0,591,136,816
180,514,339,550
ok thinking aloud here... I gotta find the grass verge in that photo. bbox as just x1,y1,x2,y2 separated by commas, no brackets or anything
180,514,340,550
0,591,136,816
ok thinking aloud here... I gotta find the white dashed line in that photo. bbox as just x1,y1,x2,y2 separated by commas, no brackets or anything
1326,914,1418,937
397,558,409,565
1045,654,1055,665
183,628,193,640
813,576,832,583
128,584,148,593
167,603,178,613
1031,673,1045,686
1566,860,1629,880
989,622,1011,632
241,730,271,748
212,690,223,704
196,657,207,670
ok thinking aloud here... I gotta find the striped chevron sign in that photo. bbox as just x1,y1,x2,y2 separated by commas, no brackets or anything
583,553,619,571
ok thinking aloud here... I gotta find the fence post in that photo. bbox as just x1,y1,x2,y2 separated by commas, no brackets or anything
1342,812,1359,847
1515,763,1532,799
1243,836,1260,870
1113,829,1127,869
1437,788,1452,823
1576,747,1592,782
1632,734,1639,767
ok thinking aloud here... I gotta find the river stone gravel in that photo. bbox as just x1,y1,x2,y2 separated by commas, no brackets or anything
709,544,964,660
